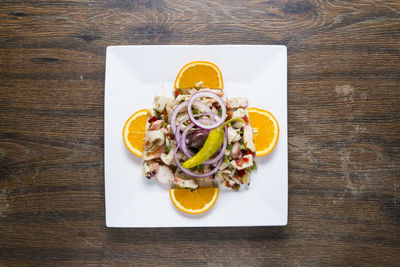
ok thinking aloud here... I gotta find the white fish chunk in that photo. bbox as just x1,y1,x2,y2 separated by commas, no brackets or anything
144,145,165,160
173,176,198,189
231,108,246,119
143,161,160,179
176,111,189,124
172,94,190,108
219,162,230,171
227,127,241,143
149,120,163,130
243,124,256,152
227,97,248,109
161,144,176,166
192,101,212,114
153,94,171,113
232,121,246,129
231,142,242,159
199,88,223,96
155,166,174,184
230,154,253,170
145,129,164,152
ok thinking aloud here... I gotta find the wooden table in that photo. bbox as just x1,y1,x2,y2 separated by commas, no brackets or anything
1,0,399,265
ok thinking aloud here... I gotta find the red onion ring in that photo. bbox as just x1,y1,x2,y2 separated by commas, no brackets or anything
170,101,187,134
187,91,227,130
170,100,213,134
173,141,224,178
174,114,213,144
180,123,196,157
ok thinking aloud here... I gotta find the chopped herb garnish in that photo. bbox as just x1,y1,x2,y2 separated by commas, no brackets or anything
239,139,244,145
224,157,230,163
237,169,246,177
154,109,161,119
166,146,171,154
250,161,258,171
197,165,205,172
238,131,243,135
232,184,240,191
183,121,189,126
193,109,199,115
227,144,232,150
148,115,158,123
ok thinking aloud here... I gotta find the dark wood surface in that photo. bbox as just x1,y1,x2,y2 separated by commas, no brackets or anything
1,0,399,265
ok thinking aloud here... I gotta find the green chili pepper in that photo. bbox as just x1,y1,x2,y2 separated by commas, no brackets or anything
182,118,245,169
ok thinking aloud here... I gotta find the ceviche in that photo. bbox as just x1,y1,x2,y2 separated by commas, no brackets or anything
142,88,257,191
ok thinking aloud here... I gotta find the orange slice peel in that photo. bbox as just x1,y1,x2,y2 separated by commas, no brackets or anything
122,109,148,157
174,61,223,89
169,187,219,214
247,107,279,157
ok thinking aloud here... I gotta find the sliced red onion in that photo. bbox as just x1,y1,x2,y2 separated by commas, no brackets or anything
174,117,187,143
170,101,188,134
170,100,214,134
187,91,227,130
180,123,196,158
174,113,217,144
173,141,224,178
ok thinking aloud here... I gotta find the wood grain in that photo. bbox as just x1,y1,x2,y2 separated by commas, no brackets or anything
1,0,399,266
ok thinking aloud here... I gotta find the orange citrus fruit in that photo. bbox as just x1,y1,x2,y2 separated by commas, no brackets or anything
247,108,279,157
122,109,148,157
169,187,219,214
174,61,223,89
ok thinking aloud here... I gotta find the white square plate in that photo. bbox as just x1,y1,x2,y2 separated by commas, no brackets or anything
105,45,287,227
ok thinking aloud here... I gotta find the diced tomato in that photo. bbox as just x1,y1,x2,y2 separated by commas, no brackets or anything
243,150,256,157
235,159,243,166
148,116,158,123
225,180,232,188
237,169,246,177
212,102,221,110
227,111,232,119
243,115,249,124
242,157,249,163
162,108,167,119
174,89,180,98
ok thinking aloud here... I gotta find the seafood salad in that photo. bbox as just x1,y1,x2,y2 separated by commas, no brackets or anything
142,88,257,191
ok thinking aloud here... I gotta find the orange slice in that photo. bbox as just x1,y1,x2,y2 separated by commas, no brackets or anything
122,109,148,157
170,187,219,214
174,61,223,89
247,108,279,157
